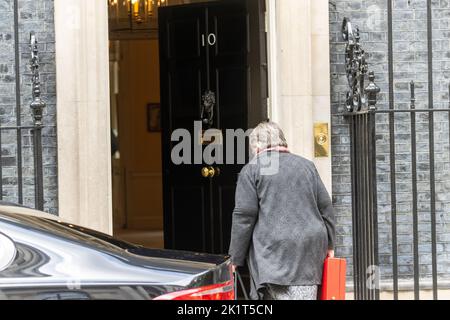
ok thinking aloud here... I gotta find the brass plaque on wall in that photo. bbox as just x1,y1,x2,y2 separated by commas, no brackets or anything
314,123,329,158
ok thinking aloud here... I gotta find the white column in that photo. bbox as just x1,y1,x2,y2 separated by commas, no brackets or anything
54,0,113,234
270,0,332,193
275,0,313,159
311,0,332,193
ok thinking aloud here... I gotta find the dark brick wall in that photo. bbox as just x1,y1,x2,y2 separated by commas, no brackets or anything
330,0,450,283
0,0,57,214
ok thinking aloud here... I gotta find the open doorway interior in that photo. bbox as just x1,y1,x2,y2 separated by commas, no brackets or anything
110,38,164,248
108,0,220,248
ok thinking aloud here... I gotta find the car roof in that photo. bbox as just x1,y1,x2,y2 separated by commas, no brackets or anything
0,202,226,278
0,202,65,223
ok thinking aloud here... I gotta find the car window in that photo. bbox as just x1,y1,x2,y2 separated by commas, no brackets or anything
0,233,16,272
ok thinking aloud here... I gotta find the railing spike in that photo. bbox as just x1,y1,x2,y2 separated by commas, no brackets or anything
29,32,46,127
410,81,416,110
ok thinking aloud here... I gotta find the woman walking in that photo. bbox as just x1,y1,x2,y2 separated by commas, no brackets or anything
229,121,336,300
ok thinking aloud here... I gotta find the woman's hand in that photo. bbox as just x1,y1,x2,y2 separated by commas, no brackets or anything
327,250,335,258
231,265,237,273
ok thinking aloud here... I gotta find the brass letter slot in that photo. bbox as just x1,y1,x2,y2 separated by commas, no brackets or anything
314,123,329,158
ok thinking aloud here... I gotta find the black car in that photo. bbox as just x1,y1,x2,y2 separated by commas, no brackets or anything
0,204,234,300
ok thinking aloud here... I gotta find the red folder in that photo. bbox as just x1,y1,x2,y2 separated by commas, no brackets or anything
320,257,347,300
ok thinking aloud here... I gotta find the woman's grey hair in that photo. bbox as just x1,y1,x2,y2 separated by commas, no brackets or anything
249,121,288,154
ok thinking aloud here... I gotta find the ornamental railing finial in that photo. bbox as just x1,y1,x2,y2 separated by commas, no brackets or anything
342,18,379,112
30,31,46,127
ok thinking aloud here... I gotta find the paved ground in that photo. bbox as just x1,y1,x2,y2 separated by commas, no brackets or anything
114,229,164,249
346,290,450,300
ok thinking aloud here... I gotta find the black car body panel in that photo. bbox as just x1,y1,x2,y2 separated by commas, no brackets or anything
0,205,232,300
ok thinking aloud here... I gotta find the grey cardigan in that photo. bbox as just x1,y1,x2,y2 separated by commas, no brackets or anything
228,151,336,300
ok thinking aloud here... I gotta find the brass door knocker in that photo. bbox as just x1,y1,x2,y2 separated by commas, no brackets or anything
201,90,216,128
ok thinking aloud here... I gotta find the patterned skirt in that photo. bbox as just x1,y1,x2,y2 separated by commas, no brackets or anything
263,284,318,300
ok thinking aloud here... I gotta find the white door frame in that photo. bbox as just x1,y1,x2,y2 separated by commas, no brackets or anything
54,0,113,234
53,0,332,233
265,0,332,193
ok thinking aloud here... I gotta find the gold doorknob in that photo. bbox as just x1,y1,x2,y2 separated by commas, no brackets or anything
201,166,217,178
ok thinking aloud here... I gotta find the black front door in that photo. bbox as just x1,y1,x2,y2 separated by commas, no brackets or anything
159,0,267,254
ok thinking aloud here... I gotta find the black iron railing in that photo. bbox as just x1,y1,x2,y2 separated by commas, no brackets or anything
29,32,46,211
0,30,45,211
342,17,380,300
369,84,450,300
343,16,450,300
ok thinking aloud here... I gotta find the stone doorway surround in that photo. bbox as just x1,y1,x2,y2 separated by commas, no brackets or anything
54,0,113,234
268,0,332,193
53,0,332,233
